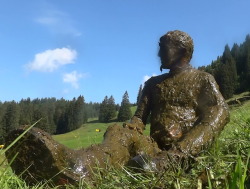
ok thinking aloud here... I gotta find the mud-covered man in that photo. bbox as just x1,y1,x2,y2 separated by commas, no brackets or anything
125,30,230,157
5,30,230,186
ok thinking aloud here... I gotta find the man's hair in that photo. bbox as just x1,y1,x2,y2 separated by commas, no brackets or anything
160,30,194,61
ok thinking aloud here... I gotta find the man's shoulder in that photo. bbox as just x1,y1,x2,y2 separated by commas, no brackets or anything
190,68,217,86
190,68,214,78
145,73,168,85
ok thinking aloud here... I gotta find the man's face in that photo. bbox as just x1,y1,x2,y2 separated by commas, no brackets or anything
158,39,184,69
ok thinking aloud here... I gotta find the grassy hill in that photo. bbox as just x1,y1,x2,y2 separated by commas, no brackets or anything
50,96,250,188
52,105,150,149
1,97,250,188
53,121,118,149
53,96,250,150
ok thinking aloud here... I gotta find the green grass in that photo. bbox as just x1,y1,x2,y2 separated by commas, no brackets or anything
220,100,250,139
130,106,137,115
53,106,150,149
53,121,113,149
53,121,151,149
1,103,250,188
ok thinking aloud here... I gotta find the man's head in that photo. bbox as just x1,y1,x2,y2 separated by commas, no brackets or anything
158,30,194,71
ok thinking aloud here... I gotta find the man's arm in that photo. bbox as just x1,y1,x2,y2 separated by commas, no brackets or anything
176,74,230,156
123,80,152,134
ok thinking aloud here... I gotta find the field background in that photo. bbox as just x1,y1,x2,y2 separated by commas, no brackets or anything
52,106,151,149
53,93,250,149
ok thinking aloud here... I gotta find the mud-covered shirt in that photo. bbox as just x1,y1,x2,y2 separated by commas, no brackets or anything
134,66,229,155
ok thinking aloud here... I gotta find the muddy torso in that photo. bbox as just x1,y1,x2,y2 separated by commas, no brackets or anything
136,67,217,149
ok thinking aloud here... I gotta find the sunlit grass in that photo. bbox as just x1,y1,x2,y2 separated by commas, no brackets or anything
1,103,250,188
53,106,150,148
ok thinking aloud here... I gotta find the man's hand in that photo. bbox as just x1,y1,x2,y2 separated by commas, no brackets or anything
123,122,143,134
123,116,145,134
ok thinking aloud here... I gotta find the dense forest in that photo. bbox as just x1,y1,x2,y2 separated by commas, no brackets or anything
198,34,250,99
0,91,134,143
0,96,100,143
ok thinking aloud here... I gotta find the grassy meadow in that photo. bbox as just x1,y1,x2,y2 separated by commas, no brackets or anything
53,121,150,149
52,106,150,149
1,94,250,188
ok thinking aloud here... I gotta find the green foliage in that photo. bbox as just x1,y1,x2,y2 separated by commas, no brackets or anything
118,91,132,121
199,34,250,99
0,96,96,137
2,101,250,188
98,96,116,123
0,101,20,143
85,102,100,118
220,45,238,99
136,84,143,105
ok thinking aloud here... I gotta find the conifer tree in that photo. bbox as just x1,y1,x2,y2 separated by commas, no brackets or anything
99,96,109,122
33,109,50,132
65,99,75,131
106,96,116,121
199,34,250,96
136,84,143,105
98,96,116,123
241,46,250,91
73,95,87,129
19,98,32,126
1,101,20,142
118,91,132,121
55,98,68,134
219,45,238,99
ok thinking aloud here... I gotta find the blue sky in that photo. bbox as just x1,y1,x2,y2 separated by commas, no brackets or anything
0,0,250,104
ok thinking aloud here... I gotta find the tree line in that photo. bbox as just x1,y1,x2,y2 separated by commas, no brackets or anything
199,34,250,99
0,96,100,143
0,91,136,143
98,91,133,123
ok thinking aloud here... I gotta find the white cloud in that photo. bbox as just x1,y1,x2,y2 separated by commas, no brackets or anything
36,10,82,37
26,47,77,72
37,17,58,25
63,71,85,89
142,73,157,84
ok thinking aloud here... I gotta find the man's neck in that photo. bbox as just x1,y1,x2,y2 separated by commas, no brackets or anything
169,64,191,74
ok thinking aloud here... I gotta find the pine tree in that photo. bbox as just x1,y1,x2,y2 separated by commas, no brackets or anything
73,95,87,129
98,96,116,123
19,98,32,126
242,46,250,91
65,99,76,131
136,84,143,105
46,98,56,134
118,91,132,121
221,45,238,98
231,43,240,71
85,102,100,119
106,96,116,121
1,101,20,142
55,98,68,134
99,96,109,122
33,108,50,132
